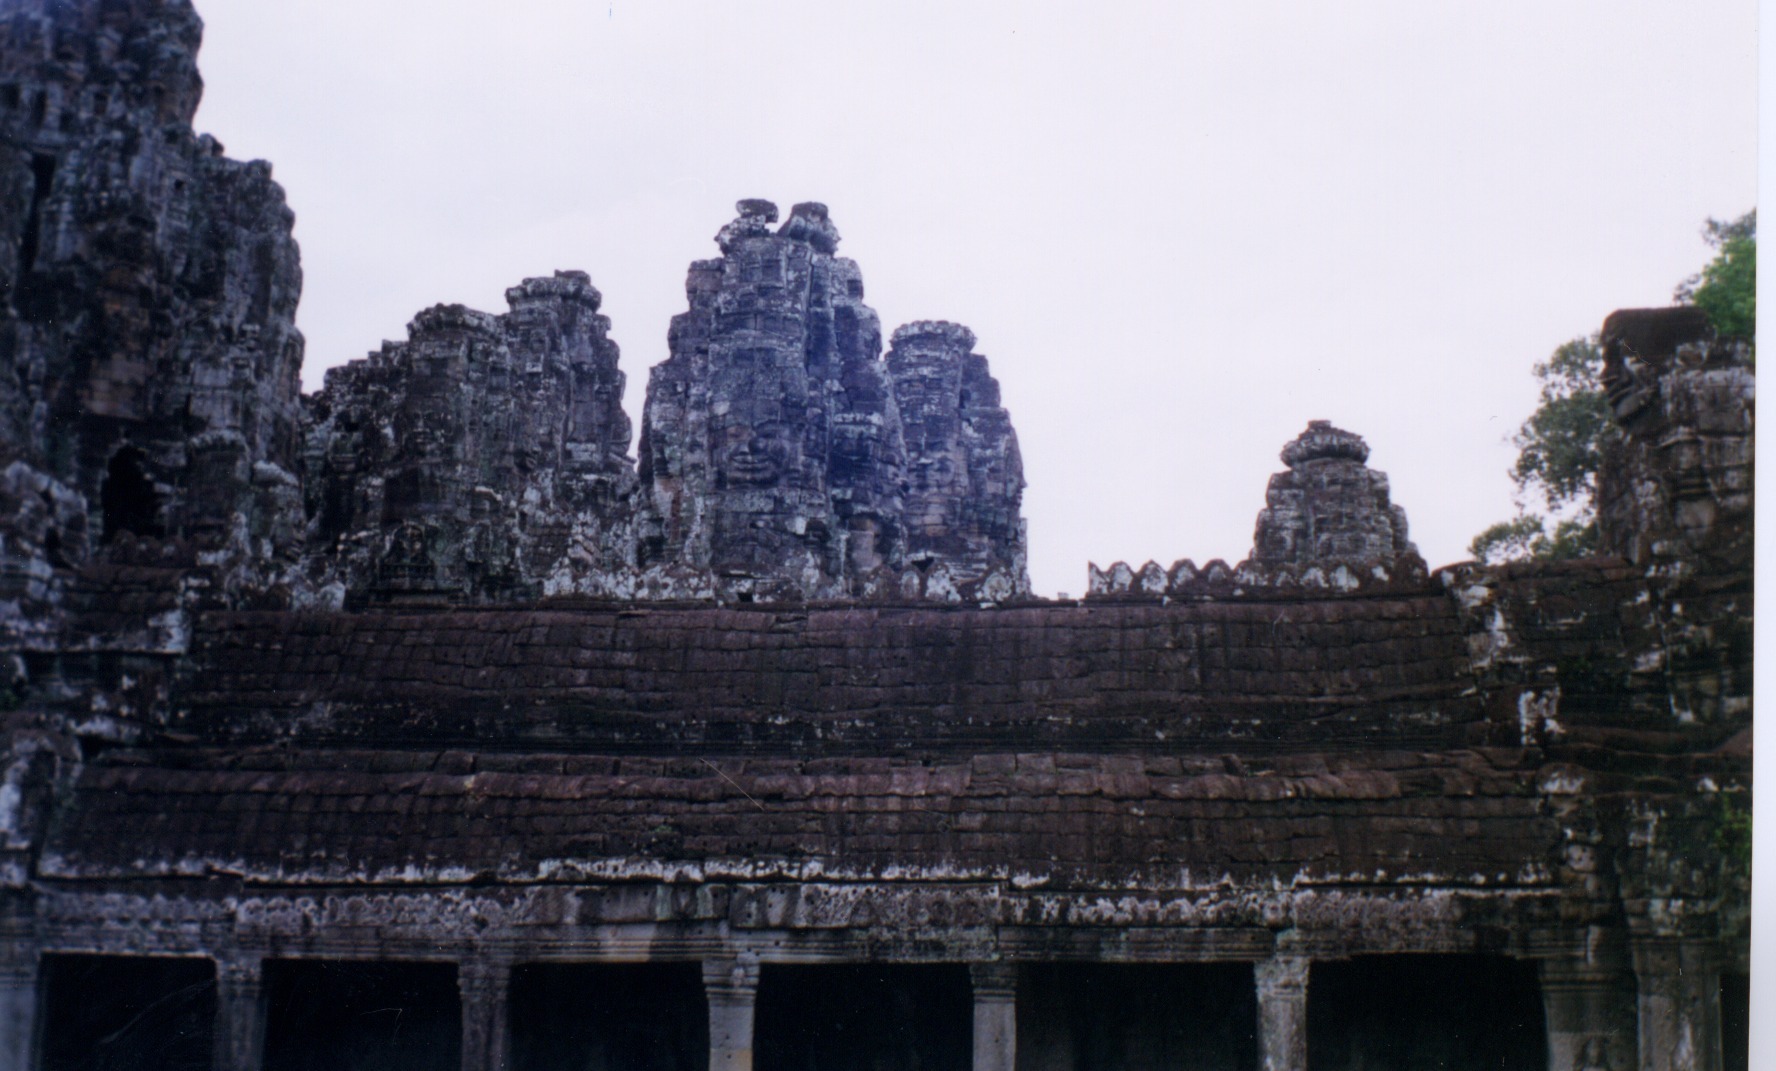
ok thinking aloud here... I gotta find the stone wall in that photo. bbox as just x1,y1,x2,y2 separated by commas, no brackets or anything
634,201,1028,602
297,200,1033,607
1595,307,1755,733
0,0,305,646
637,199,905,600
888,321,1028,598
301,271,635,606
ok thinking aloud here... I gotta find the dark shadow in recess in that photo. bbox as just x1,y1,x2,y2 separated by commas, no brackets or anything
509,961,708,1071
39,952,215,1071
1308,954,1545,1071
1016,962,1258,1071
262,959,460,1071
755,963,970,1071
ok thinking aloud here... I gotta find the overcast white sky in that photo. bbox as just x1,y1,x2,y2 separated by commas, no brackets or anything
186,0,1757,597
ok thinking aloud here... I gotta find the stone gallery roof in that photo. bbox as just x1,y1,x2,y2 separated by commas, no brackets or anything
37,555,1742,907
174,595,1481,752
47,747,1566,890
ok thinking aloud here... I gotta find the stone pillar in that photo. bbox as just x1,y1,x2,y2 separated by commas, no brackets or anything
459,960,511,1071
1632,940,1722,1071
969,964,1017,1071
0,948,36,1071
1541,955,1638,1071
1255,956,1309,1071
704,957,760,1071
213,955,267,1071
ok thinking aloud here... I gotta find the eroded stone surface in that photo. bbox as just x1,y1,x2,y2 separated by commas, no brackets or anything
637,200,1028,601
637,199,904,599
1253,420,1418,567
888,321,1028,597
1595,306,1755,729
300,271,636,605
1597,307,1753,574
1089,420,1423,598
0,0,305,647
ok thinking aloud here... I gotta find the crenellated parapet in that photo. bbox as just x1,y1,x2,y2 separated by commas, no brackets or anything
1089,419,1422,600
1088,553,1429,599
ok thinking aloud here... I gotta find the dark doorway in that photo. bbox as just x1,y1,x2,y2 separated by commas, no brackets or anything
755,964,971,1071
1308,955,1545,1071
100,446,163,543
1722,972,1749,1071
262,959,460,1071
1017,963,1258,1071
509,962,708,1071
39,953,215,1071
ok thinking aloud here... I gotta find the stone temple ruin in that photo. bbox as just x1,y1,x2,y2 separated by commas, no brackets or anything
0,2,1754,1071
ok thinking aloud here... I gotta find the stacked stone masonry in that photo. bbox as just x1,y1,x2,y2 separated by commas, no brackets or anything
301,271,637,606
0,3,1754,1071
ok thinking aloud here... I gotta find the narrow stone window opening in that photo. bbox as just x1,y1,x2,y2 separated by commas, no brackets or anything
509,962,707,1071
19,152,55,273
263,959,460,1071
39,952,216,1071
101,445,164,543
1017,963,1258,1071
1307,955,1544,1071
755,964,971,1071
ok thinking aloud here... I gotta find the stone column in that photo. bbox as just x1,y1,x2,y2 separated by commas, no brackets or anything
1254,956,1309,1071
1632,940,1722,1071
0,948,36,1071
459,960,511,1071
1541,955,1638,1071
213,955,267,1071
704,957,760,1071
969,964,1017,1071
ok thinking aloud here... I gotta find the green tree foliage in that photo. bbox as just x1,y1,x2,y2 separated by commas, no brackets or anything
1469,338,1609,564
1471,211,1755,565
1675,210,1756,342
1713,792,1753,874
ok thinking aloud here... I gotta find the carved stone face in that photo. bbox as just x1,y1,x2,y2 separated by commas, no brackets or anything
714,419,796,488
846,516,884,575
908,453,963,528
